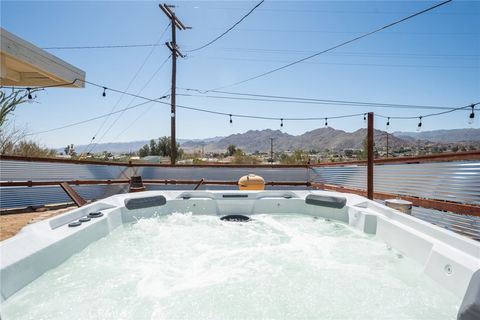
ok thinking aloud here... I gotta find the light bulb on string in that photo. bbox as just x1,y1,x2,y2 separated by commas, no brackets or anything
468,104,475,125
27,88,32,100
280,118,283,128
229,114,233,124
386,117,390,130
363,113,367,126
325,118,328,127
417,116,422,132
102,87,107,97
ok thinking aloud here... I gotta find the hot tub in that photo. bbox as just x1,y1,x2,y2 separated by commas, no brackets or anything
1,190,479,319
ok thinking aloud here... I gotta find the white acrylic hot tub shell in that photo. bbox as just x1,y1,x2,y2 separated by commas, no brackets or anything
1,190,479,309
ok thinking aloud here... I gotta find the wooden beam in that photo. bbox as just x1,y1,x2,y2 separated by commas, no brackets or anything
59,182,87,207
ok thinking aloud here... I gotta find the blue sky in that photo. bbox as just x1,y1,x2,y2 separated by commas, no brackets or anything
1,0,479,150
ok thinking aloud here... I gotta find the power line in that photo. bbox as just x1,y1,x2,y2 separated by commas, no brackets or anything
186,0,265,52
101,88,171,150
183,5,469,16
87,54,172,154
178,88,460,110
204,0,453,91
377,103,479,120
188,47,479,59
42,44,163,50
85,23,171,154
189,56,475,69
25,97,167,136
188,28,478,36
12,79,479,138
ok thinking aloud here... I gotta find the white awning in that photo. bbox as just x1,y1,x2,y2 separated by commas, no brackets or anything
0,28,85,88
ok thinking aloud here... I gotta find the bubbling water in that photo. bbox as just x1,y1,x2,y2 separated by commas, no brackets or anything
1,213,460,319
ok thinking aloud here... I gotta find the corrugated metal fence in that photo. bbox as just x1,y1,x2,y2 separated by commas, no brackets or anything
1,156,479,239
311,161,480,206
0,159,309,209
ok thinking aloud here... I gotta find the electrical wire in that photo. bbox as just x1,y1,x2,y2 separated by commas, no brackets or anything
101,88,171,151
376,103,479,120
84,23,171,154
87,54,172,154
42,44,163,50
25,98,167,136
204,0,452,91
178,88,459,110
190,56,474,70
186,0,265,52
12,79,479,138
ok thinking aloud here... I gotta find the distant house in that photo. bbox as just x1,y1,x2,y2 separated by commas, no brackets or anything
140,156,170,163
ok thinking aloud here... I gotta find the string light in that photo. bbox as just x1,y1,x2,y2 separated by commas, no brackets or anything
363,113,367,122
280,118,283,127
468,104,475,125
8,78,478,137
386,117,390,128
27,88,32,100
102,87,107,97
417,116,422,131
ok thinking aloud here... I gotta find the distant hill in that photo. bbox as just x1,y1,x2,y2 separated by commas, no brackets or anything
56,137,223,154
182,128,410,153
393,128,480,142
59,128,479,154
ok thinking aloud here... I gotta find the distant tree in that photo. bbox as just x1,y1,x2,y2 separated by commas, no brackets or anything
139,144,150,157
227,144,237,156
8,140,56,157
149,139,158,155
344,149,354,157
359,138,368,160
64,144,76,157
102,151,113,160
1,88,40,127
232,149,261,164
157,136,182,159
157,136,170,156
0,122,25,155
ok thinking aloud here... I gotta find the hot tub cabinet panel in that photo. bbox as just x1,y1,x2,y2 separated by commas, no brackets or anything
1,190,479,319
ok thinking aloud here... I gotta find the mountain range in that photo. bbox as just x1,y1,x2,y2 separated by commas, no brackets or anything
61,128,480,154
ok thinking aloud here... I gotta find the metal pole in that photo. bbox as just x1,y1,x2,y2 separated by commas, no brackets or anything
367,112,374,200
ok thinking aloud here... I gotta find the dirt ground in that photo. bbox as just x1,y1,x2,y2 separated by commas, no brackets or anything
0,207,76,241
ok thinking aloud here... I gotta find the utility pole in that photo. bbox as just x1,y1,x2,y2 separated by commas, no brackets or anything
269,138,274,163
159,3,188,165
367,112,374,200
